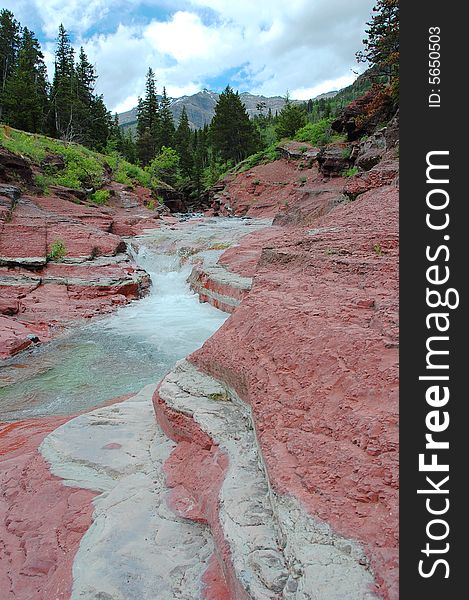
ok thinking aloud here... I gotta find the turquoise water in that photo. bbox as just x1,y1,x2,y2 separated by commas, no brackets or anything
0,248,228,421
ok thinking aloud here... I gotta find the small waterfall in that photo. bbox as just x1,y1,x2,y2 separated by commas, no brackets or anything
0,246,228,420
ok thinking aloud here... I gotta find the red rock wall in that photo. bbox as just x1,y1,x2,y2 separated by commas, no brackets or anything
191,184,399,599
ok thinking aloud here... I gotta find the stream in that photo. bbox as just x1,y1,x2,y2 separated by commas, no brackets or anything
0,228,233,422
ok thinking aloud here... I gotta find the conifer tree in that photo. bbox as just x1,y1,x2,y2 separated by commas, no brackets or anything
210,86,260,163
2,27,49,132
356,0,399,83
50,24,76,139
137,67,160,164
275,100,307,139
0,9,21,121
89,94,112,151
158,86,175,150
175,106,193,177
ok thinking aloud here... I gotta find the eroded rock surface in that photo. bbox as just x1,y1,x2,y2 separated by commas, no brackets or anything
0,188,163,359
191,185,399,599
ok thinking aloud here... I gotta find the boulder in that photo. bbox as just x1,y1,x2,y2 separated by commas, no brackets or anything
48,185,87,202
0,147,34,183
40,154,66,171
355,129,387,171
317,145,351,177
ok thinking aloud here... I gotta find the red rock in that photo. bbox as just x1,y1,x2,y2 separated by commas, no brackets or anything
0,188,153,359
153,389,248,600
201,554,231,600
0,316,38,359
191,185,399,599
0,417,96,599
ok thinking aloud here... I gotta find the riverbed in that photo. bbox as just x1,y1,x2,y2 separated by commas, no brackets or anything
0,216,269,421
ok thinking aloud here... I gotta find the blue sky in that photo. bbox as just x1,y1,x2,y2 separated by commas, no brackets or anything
1,0,375,112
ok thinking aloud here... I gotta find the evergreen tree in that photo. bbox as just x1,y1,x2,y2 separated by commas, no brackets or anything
356,0,399,82
120,129,137,163
88,94,112,151
136,67,160,164
158,86,175,150
0,9,21,121
74,48,111,149
275,101,307,139
50,24,76,139
210,86,259,163
192,126,209,197
175,106,193,178
107,113,123,149
2,27,49,132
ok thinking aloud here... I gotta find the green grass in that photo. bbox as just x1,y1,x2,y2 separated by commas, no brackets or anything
1,125,158,195
294,118,346,146
342,166,359,177
47,239,67,261
90,189,111,205
234,143,280,174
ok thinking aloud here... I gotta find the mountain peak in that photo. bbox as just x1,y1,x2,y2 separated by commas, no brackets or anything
118,89,333,131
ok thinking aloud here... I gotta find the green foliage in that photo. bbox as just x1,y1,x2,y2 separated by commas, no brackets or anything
342,166,359,177
373,242,383,256
357,1,399,80
275,102,307,139
158,87,175,150
147,146,180,187
202,158,232,189
0,127,156,197
2,27,48,133
294,118,333,146
210,86,260,163
47,239,67,261
175,107,193,178
235,143,280,173
34,173,50,192
90,189,110,205
0,9,21,120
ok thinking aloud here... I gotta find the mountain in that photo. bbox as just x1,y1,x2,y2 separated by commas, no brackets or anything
118,89,337,132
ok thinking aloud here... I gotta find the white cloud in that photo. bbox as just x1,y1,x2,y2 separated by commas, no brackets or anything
4,0,376,112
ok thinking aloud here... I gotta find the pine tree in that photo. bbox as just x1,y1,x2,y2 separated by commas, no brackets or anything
74,48,111,149
120,130,137,164
136,67,160,164
50,24,76,139
3,27,49,132
0,9,21,121
175,106,193,178
210,86,260,163
88,94,111,151
158,86,175,150
356,0,399,82
275,101,307,139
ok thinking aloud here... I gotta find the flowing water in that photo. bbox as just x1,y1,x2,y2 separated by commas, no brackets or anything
0,245,228,421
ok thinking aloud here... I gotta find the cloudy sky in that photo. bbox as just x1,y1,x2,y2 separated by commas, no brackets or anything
4,0,375,113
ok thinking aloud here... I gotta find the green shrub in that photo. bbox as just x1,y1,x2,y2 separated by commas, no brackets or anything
298,175,307,184
90,190,110,205
0,126,157,193
294,118,333,146
235,143,280,174
47,239,67,261
342,166,359,177
35,173,52,193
